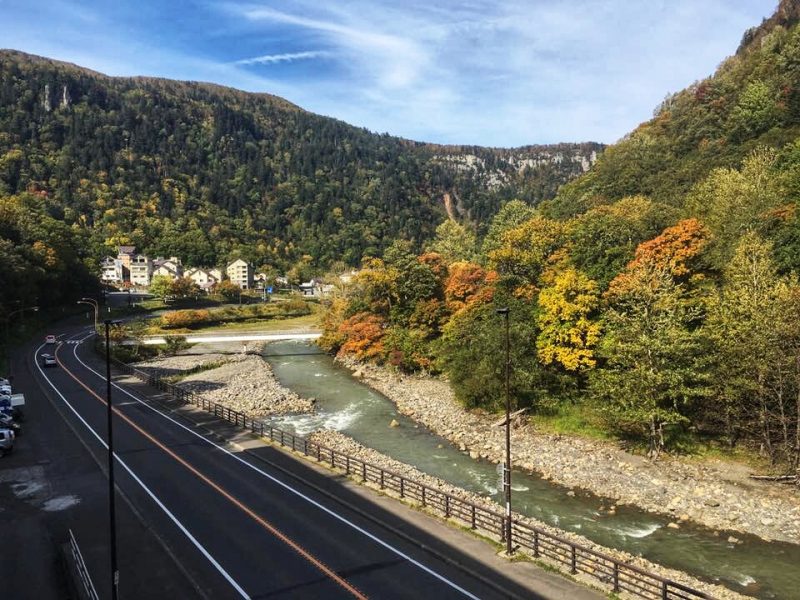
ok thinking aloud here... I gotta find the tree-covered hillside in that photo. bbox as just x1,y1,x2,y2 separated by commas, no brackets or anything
547,0,800,219
0,49,600,280
322,0,800,469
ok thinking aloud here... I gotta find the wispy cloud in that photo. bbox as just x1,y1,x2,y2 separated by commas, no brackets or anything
0,0,778,146
234,50,329,66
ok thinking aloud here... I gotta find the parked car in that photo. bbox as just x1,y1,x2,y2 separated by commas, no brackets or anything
45,334,56,345
40,354,57,368
0,414,20,436
0,428,14,456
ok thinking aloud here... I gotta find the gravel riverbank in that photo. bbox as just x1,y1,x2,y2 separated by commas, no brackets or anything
337,358,800,545
309,430,746,600
133,344,313,416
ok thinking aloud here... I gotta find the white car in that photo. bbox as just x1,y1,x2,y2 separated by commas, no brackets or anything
41,354,57,368
45,334,57,345
0,428,14,456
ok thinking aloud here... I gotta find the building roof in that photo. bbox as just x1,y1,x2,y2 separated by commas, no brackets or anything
117,245,136,255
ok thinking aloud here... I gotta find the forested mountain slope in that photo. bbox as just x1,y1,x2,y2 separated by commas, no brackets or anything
548,0,800,221
321,0,800,468
0,49,600,279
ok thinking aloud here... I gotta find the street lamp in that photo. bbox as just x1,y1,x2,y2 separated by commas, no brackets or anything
495,306,513,556
3,305,39,380
78,298,99,332
104,319,123,600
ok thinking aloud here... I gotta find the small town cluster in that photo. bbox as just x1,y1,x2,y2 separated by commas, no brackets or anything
99,246,337,296
101,246,268,292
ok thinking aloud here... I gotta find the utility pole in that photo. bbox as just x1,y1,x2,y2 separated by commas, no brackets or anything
104,320,119,600
495,306,513,555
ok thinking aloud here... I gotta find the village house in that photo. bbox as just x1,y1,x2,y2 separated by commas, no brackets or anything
100,256,123,284
129,254,153,287
226,259,253,289
152,256,183,281
185,267,221,293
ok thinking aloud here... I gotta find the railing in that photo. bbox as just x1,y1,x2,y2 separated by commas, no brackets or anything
113,358,712,600
69,529,99,600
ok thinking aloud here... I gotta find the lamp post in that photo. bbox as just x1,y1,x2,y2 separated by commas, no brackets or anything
495,306,513,556
4,305,39,380
104,319,120,600
78,298,99,332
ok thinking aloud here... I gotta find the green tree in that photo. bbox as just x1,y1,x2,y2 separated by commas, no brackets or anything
149,275,173,301
591,264,707,458
706,233,800,463
426,220,478,264
215,279,240,301
438,298,541,411
170,277,201,299
686,147,782,266
481,199,538,257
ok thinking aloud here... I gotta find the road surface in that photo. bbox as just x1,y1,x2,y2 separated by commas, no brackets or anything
16,324,597,599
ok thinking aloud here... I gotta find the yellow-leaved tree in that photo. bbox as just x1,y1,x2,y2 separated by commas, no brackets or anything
536,267,601,372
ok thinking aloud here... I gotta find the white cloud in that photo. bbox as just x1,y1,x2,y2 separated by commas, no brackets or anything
234,50,330,65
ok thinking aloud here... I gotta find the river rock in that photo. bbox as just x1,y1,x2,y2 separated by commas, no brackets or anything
389,419,399,428
333,355,800,545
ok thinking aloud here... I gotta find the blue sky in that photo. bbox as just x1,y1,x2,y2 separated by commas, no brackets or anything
0,0,777,147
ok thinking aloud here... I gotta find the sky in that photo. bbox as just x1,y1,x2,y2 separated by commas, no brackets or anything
0,0,778,147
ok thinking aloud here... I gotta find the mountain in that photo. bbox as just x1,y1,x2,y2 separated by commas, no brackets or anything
0,50,601,273
547,0,800,222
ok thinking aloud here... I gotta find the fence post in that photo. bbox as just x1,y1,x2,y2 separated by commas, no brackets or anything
331,449,335,467
613,562,620,593
533,530,540,558
303,440,308,455
380,470,385,489
471,505,476,529
400,478,404,498
345,456,350,475
317,444,321,461
421,486,426,507
445,496,450,518
362,462,367,482
571,546,577,574
661,581,668,600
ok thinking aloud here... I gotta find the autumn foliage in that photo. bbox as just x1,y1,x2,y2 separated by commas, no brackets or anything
606,219,710,298
337,312,386,360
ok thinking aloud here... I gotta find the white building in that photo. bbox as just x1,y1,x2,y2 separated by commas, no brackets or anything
100,257,123,284
185,267,220,292
129,255,153,287
226,259,253,289
152,257,183,281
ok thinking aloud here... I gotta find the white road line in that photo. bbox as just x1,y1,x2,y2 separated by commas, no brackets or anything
34,338,250,600
73,334,481,600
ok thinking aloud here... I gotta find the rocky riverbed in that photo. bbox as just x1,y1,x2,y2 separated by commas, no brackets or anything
309,429,746,600
133,344,313,416
339,358,800,545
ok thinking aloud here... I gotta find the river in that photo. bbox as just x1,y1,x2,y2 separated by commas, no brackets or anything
262,341,799,599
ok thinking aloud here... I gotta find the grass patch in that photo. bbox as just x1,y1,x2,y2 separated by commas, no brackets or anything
532,403,613,441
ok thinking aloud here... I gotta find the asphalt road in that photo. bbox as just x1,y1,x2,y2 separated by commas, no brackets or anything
23,324,575,600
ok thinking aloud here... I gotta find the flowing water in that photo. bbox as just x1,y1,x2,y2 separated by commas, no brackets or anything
262,341,800,599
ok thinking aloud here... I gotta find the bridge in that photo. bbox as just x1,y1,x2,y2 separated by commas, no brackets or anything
139,331,322,345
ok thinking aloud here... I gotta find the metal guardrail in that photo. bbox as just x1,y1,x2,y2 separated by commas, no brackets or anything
69,528,99,600
114,358,712,600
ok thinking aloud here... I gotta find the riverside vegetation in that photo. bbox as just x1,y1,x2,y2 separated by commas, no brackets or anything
321,1,800,476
